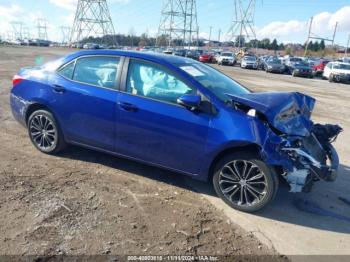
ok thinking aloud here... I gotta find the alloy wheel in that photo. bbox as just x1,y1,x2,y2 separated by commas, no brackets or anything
218,160,268,207
29,114,57,151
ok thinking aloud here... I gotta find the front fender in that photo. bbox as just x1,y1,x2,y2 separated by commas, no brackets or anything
199,108,294,180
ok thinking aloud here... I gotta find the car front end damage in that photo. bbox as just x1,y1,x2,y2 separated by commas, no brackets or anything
228,92,343,193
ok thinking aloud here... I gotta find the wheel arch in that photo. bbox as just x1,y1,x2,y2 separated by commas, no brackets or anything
25,103,52,126
25,103,65,142
206,143,262,183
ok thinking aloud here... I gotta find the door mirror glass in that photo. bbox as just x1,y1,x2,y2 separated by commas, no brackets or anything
177,94,201,109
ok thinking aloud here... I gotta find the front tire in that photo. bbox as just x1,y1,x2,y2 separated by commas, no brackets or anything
27,110,66,154
212,152,278,213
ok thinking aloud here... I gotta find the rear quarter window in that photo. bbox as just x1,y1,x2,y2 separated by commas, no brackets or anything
58,61,75,79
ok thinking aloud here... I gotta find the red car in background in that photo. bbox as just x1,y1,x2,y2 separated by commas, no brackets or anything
312,59,330,76
199,53,215,63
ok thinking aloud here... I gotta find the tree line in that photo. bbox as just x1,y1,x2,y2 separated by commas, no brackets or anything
82,34,327,52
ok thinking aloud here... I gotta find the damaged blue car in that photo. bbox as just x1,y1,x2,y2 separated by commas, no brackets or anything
10,50,342,212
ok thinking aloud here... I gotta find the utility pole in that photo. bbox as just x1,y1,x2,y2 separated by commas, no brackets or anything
157,0,199,48
304,16,338,56
346,34,350,57
227,0,257,49
208,26,213,48
70,0,116,45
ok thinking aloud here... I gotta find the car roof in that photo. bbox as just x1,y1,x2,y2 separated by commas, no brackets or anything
62,49,196,66
331,62,350,65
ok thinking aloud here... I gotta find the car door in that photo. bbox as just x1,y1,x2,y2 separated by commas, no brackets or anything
324,63,332,78
51,55,122,151
116,58,211,175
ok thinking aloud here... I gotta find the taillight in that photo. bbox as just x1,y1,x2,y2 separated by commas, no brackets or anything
12,75,24,87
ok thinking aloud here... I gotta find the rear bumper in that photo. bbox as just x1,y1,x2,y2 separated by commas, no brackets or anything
10,93,28,127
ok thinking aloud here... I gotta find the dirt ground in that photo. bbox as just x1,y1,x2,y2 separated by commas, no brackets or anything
0,46,288,260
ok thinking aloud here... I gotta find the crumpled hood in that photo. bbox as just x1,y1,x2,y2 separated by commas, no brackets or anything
227,92,316,136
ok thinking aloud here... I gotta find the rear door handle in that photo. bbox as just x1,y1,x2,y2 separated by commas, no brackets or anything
53,84,66,93
118,102,138,112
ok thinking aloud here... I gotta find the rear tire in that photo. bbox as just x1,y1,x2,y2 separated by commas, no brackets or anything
212,152,278,213
27,110,66,154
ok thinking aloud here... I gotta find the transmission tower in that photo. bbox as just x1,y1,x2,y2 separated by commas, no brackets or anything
70,0,116,45
22,26,31,40
10,21,24,41
157,0,199,47
37,18,48,40
227,0,257,48
304,16,338,55
61,26,71,44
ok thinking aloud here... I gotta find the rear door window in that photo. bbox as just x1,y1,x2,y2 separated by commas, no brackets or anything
73,56,120,89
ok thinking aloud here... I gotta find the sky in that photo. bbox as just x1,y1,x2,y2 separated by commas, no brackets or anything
0,0,349,46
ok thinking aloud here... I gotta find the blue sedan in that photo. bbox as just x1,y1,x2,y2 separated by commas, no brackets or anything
10,50,342,212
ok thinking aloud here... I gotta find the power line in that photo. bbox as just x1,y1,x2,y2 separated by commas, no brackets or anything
157,0,199,47
70,0,116,45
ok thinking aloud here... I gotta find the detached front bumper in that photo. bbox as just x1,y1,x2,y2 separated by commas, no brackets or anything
281,142,339,193
278,123,342,193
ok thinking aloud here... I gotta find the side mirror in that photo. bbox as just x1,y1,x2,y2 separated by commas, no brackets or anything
177,94,201,109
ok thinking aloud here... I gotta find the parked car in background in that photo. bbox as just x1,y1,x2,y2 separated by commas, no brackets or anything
284,57,303,74
199,52,215,63
304,57,319,67
83,43,100,49
264,57,285,74
257,55,270,70
217,52,236,66
186,50,200,60
290,61,313,78
323,62,350,83
241,56,258,69
163,49,173,55
10,50,342,213
312,59,329,76
174,49,187,57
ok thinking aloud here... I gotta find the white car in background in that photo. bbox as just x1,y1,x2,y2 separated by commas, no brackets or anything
217,52,236,66
323,62,350,83
241,56,258,69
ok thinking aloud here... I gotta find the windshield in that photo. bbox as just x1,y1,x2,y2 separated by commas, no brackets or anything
179,63,250,103
222,53,233,57
334,63,350,70
267,58,281,64
295,62,309,66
